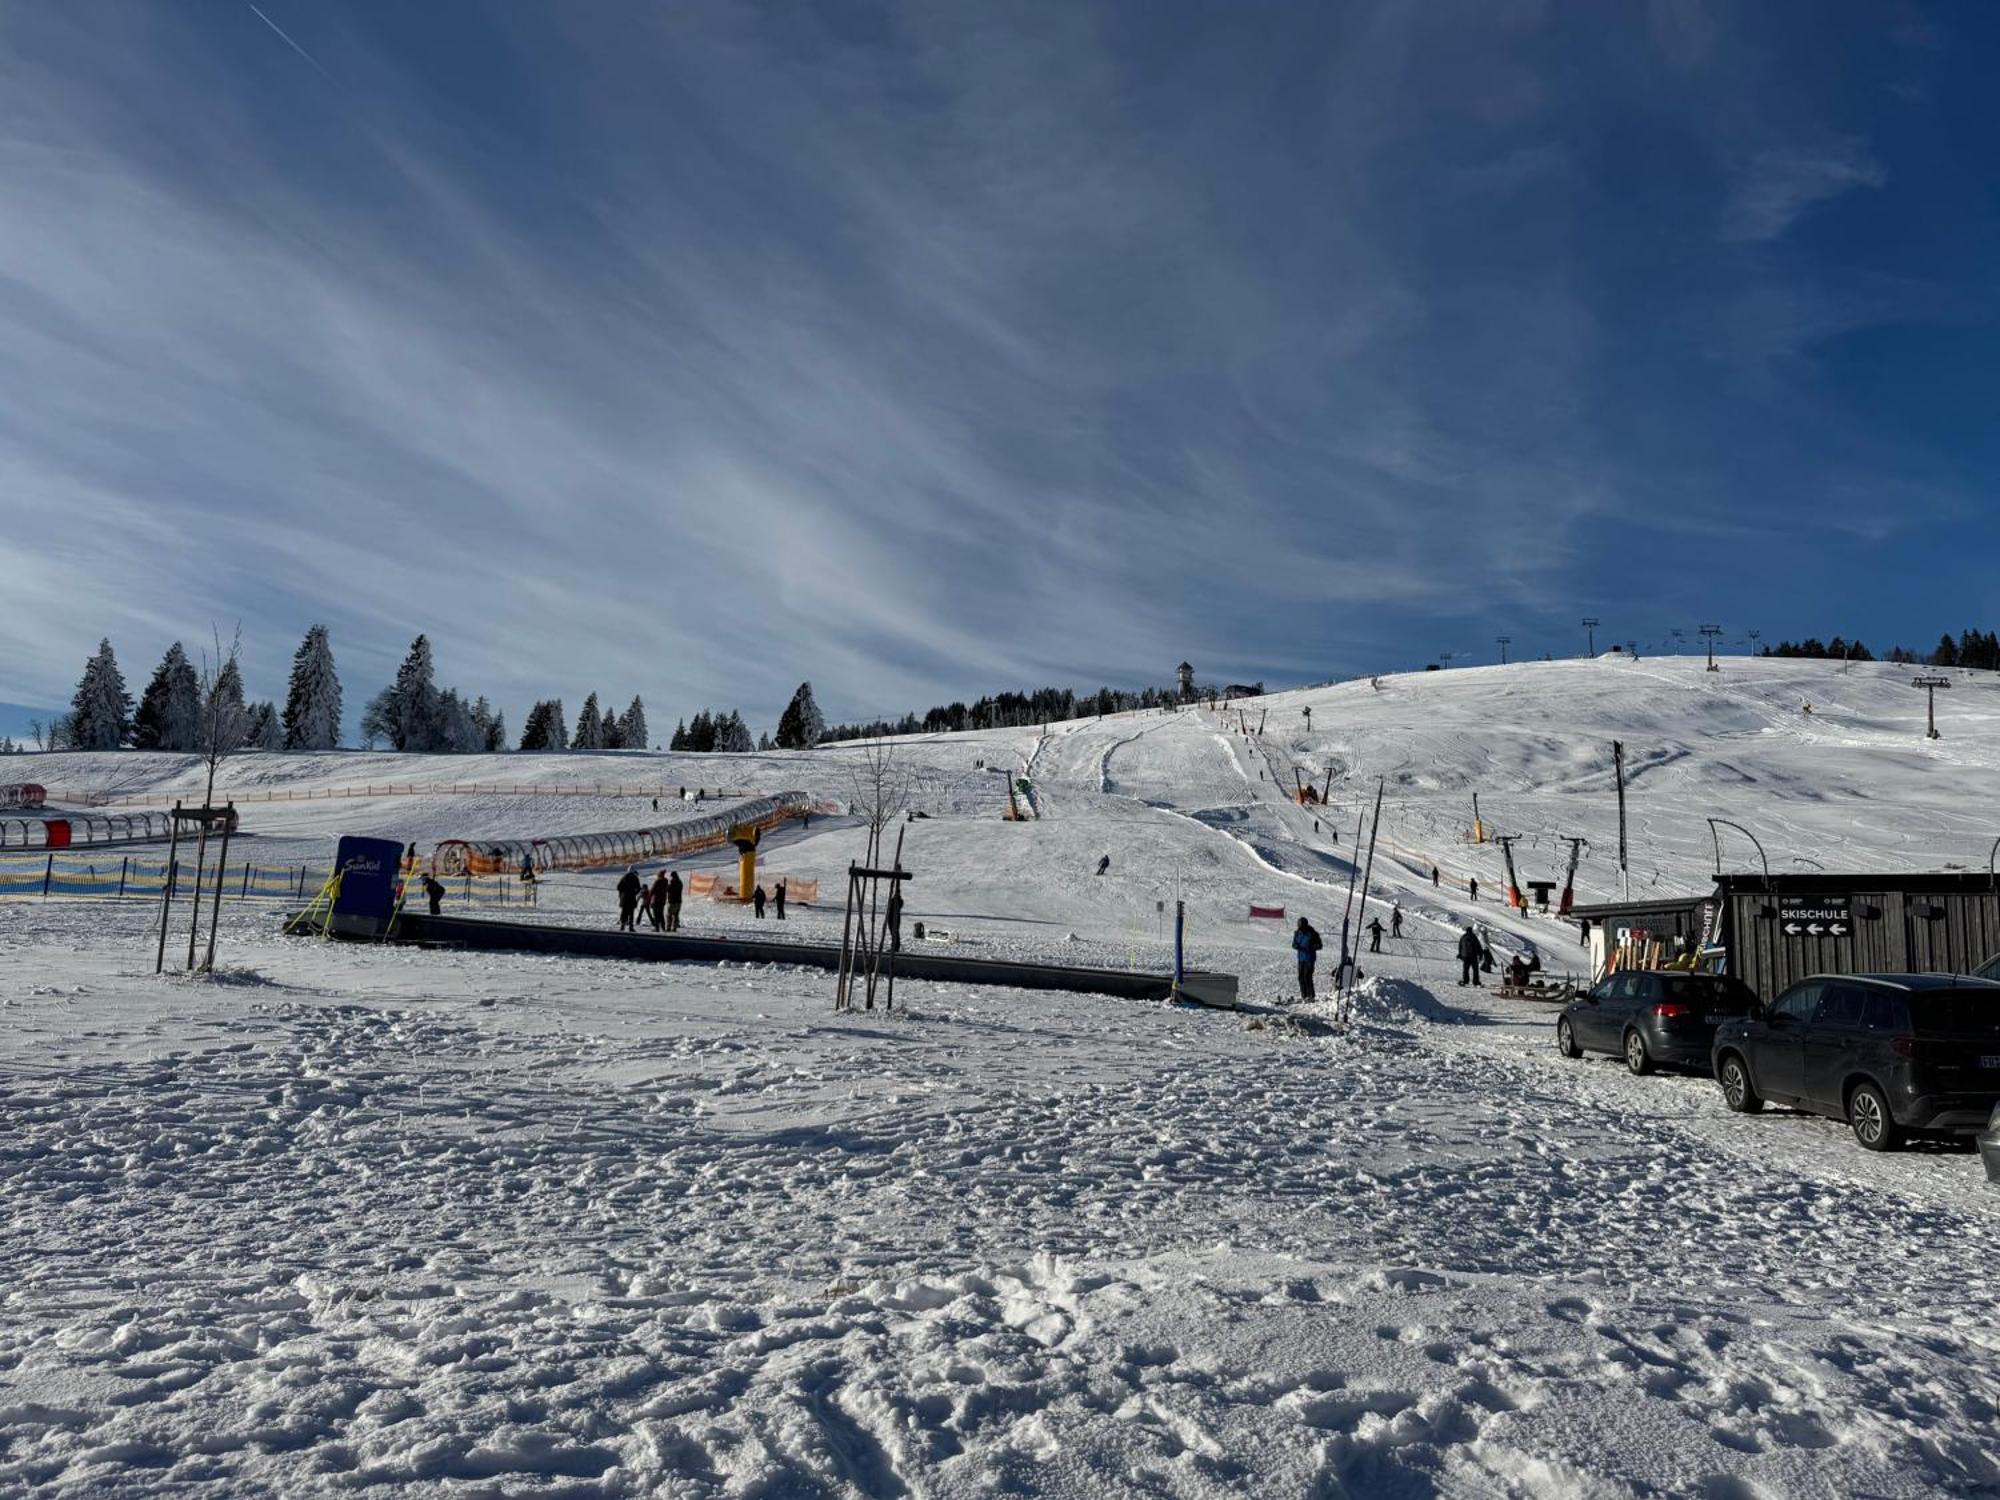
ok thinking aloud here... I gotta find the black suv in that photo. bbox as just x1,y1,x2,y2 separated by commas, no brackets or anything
1712,974,2000,1151
1556,971,1760,1075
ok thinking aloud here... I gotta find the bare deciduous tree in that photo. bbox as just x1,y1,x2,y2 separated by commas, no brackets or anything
196,624,247,808
845,740,915,867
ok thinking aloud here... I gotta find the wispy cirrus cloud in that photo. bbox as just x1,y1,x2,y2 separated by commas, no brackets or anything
1721,141,1886,243
0,2,1985,731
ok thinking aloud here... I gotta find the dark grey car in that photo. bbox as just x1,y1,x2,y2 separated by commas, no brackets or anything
1713,974,2000,1151
1557,971,1760,1075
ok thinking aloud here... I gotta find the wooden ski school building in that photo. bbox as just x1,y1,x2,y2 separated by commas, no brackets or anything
1571,872,2000,1001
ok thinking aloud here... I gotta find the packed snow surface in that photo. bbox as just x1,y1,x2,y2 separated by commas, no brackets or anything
4,657,1998,1497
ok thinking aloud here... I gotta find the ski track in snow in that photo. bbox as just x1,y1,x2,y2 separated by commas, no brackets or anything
5,657,2000,1497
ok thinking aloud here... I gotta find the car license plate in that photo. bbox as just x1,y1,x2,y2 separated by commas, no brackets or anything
1704,1013,1730,1024
1982,1055,2000,1069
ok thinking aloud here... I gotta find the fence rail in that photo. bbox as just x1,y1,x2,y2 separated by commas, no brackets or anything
56,783,776,809
0,854,536,909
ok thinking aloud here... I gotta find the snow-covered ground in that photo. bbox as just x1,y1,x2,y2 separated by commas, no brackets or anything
4,656,1998,1497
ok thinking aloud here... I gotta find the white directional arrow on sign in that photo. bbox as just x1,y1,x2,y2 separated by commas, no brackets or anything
1806,922,1825,936
1783,922,1803,935
1829,922,1849,936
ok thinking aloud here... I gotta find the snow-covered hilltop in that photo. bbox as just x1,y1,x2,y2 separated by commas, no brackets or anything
4,655,1998,1496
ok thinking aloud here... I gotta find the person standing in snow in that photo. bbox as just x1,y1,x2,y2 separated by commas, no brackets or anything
422,874,445,916
886,890,905,952
753,884,767,918
1293,917,1323,1000
1367,916,1384,953
1468,876,1479,901
1456,925,1485,987
666,870,683,931
647,869,670,932
616,867,643,931
1096,854,1111,877
1390,904,1403,939
774,880,786,920
1431,866,1441,888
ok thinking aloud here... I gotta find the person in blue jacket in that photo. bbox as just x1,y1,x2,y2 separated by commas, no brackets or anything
1293,916,1323,1000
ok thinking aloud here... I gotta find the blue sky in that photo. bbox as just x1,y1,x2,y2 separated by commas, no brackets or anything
1,2,1994,740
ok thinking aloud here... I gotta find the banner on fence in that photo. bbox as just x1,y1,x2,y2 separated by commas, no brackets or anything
0,854,535,909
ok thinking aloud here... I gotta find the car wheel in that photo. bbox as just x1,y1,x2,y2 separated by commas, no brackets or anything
1623,1028,1652,1076
1556,1017,1581,1059
1718,1053,1763,1113
1847,1082,1903,1152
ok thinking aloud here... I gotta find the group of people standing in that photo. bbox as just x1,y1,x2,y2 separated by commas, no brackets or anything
1291,903,1406,999
617,867,684,932
1289,901,1501,998
615,868,793,930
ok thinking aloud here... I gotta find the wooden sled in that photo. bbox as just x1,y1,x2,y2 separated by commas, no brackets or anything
1496,978,1576,1004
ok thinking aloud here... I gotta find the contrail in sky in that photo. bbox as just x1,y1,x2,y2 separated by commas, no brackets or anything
247,4,330,77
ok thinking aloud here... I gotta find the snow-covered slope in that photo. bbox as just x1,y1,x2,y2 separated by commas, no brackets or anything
5,655,1999,1497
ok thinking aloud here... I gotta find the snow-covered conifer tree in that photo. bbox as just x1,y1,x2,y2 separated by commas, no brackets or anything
205,658,248,755
134,643,203,752
243,701,283,750
775,682,823,750
68,639,133,750
281,625,342,750
621,696,648,751
383,636,441,752
573,693,604,750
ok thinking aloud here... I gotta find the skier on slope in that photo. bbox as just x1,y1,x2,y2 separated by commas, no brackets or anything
1456,925,1485,987
1096,854,1111,877
1431,866,1441,888
616,867,643,931
1293,917,1323,1001
1390,904,1403,939
1468,876,1479,901
1367,916,1384,953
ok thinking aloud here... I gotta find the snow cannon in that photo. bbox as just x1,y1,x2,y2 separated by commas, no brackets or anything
729,822,761,903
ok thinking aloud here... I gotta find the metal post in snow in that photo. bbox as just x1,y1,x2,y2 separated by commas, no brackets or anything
1338,809,1364,981
42,851,52,897
155,805,182,974
185,811,213,971
203,806,233,972
119,857,128,899
1613,740,1629,901
1344,779,1385,1017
